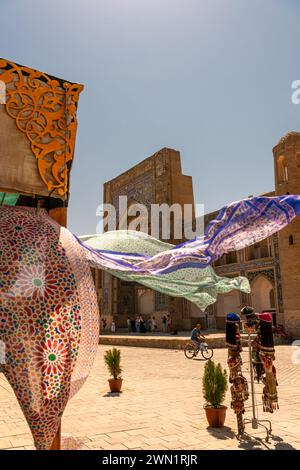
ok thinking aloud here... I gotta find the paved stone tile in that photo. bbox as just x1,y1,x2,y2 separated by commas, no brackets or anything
0,345,299,450
123,440,151,449
0,437,12,449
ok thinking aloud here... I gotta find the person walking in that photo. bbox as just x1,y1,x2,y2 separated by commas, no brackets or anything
151,316,157,333
167,314,172,333
111,320,116,333
101,317,107,332
139,315,146,333
135,315,140,333
130,317,136,332
162,313,167,333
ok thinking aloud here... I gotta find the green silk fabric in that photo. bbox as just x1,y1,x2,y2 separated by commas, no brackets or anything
80,231,250,311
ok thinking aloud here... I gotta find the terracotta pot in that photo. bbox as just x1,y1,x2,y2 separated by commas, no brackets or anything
204,405,227,427
108,378,123,393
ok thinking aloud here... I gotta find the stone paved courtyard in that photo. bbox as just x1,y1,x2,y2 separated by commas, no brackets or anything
0,344,300,450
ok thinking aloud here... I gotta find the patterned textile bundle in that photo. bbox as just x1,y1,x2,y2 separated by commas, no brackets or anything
240,309,278,413
226,313,242,350
258,313,278,413
240,306,264,381
226,313,248,438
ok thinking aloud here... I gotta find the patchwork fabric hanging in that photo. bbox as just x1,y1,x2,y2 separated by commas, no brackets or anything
226,313,249,438
241,308,279,413
241,306,264,382
258,313,278,413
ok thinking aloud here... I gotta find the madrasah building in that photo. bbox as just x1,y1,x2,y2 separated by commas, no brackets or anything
93,131,300,337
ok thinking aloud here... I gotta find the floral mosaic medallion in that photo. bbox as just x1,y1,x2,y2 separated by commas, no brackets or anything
0,206,99,450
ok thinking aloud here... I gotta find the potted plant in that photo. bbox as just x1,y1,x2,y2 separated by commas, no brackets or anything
202,359,228,427
104,347,123,393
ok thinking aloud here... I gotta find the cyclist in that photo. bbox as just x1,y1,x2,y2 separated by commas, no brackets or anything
190,324,205,350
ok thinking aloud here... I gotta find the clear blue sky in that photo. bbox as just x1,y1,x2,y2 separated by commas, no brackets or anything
1,0,299,235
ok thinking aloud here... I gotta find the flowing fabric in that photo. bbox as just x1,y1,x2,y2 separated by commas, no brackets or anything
80,230,250,310
79,195,300,275
0,206,99,450
79,195,300,310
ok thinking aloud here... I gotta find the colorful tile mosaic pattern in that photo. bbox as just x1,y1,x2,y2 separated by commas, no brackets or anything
0,206,99,450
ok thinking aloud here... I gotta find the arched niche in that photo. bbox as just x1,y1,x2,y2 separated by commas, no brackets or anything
277,155,288,183
251,275,275,313
216,291,241,329
138,289,154,316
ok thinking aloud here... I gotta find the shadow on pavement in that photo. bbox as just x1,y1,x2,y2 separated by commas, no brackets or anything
237,433,266,450
61,435,84,450
237,432,297,450
274,442,297,450
206,426,236,440
271,434,297,450
102,391,122,397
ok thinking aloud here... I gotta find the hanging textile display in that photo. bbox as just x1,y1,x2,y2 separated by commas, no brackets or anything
0,206,99,450
226,313,249,438
240,308,279,413
241,306,264,382
258,313,278,413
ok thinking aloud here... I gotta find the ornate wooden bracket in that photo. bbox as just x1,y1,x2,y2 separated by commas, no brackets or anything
0,59,83,197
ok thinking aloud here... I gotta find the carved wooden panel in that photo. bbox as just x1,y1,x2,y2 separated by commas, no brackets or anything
0,59,83,198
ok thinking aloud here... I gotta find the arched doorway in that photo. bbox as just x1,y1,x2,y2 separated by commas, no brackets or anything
216,291,241,329
251,275,275,313
138,289,154,316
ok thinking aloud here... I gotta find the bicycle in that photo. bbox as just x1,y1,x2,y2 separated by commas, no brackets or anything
184,339,213,360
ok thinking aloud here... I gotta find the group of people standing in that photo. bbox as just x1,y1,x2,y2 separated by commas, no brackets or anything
127,315,157,333
101,313,173,334
161,313,172,333
126,313,173,333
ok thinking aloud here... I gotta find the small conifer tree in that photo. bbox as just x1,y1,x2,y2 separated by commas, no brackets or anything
202,359,228,408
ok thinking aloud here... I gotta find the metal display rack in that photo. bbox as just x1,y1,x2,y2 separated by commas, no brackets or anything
241,332,272,442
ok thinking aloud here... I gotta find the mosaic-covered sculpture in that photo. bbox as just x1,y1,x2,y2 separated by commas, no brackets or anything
0,206,99,449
